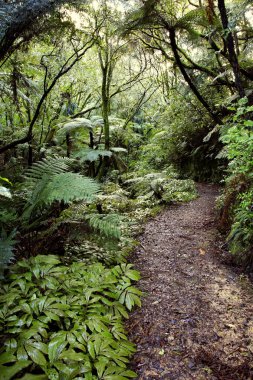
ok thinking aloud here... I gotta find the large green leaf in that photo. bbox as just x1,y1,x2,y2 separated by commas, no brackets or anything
58,350,86,361
0,361,31,380
110,147,128,154
48,336,67,363
0,352,16,365
25,344,47,366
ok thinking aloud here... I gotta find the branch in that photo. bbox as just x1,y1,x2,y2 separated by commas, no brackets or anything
0,38,95,154
122,86,158,129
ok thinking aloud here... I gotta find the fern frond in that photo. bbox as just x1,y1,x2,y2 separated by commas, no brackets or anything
179,8,210,29
111,147,128,153
59,118,96,135
25,156,72,182
85,213,123,239
22,156,100,221
74,148,112,162
43,173,100,204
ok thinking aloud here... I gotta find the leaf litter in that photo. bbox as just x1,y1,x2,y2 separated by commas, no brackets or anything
126,184,253,380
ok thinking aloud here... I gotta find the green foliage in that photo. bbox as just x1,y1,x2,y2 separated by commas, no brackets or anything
52,172,196,268
25,156,72,180
122,172,197,204
228,190,253,266
219,99,253,267
22,156,100,221
60,117,97,132
65,239,119,265
0,255,140,379
85,214,123,240
74,149,112,163
220,99,253,177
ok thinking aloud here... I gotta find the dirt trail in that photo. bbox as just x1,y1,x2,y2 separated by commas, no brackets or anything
127,184,253,380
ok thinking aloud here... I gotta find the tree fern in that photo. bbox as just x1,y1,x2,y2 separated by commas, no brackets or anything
60,117,95,132
58,116,104,136
22,156,100,220
73,148,112,162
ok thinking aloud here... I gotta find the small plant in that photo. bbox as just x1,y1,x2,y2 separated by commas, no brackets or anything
0,255,141,379
122,172,197,204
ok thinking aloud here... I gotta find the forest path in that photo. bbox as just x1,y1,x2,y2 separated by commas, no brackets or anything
127,184,253,380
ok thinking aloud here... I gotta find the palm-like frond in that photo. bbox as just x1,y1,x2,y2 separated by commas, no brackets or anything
58,116,104,136
43,173,100,204
25,156,72,182
74,148,112,162
22,156,100,220
61,118,95,131
85,213,123,239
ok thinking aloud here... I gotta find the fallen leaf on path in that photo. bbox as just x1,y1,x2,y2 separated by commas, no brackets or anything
199,248,206,255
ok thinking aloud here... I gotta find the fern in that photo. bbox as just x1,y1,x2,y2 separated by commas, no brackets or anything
0,230,16,278
25,156,72,181
74,148,112,162
22,156,100,220
85,213,123,239
58,116,104,136
43,172,100,203
73,147,126,163
111,147,128,153
61,117,94,131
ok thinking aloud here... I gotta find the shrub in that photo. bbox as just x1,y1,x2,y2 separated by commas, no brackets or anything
219,98,253,267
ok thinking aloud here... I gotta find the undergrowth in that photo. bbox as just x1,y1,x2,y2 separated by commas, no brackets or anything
0,157,197,379
218,98,253,268
0,255,141,380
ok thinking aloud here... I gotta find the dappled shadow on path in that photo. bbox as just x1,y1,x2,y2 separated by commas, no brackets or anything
127,184,253,380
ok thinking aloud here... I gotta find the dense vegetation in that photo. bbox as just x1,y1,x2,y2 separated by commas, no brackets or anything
0,0,253,378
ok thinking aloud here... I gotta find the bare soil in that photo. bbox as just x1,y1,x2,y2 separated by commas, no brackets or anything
127,183,253,380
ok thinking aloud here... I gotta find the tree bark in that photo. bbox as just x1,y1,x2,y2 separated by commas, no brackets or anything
101,66,110,150
217,0,245,97
169,28,221,124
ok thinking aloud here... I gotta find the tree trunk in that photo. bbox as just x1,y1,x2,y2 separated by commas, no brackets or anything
169,28,221,124
101,67,110,150
217,0,245,98
66,132,72,158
